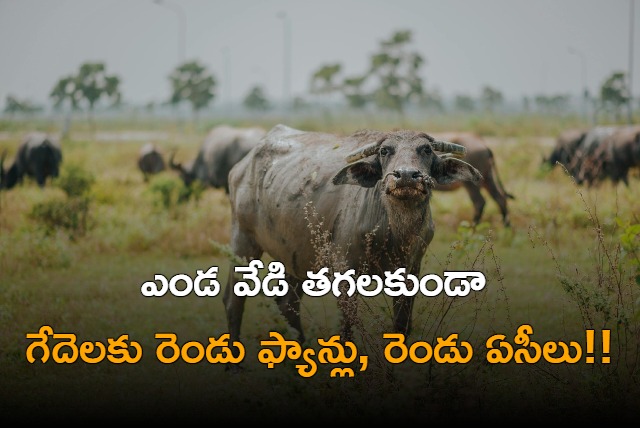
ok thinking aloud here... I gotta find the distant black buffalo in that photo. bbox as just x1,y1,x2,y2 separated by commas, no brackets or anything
0,132,63,189
137,142,166,182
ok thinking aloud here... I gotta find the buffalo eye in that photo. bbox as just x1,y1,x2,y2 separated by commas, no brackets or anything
421,145,433,155
379,147,389,156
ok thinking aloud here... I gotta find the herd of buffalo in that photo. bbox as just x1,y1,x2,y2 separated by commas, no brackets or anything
2,123,639,351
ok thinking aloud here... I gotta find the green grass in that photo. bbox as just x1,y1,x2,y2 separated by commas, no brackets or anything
1,117,639,423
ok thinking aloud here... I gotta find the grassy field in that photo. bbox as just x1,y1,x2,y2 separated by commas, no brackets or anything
1,115,639,423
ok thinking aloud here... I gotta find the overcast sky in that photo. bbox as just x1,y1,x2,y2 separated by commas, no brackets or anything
0,0,638,107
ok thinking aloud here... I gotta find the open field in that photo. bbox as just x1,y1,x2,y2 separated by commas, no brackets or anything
1,116,639,423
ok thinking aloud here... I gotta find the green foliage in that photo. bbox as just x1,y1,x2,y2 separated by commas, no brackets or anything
243,85,270,111
307,29,426,114
454,94,475,112
54,163,96,198
168,60,216,115
598,71,630,121
147,175,203,211
3,95,43,115
480,85,504,112
49,76,80,110
532,93,570,114
49,62,121,111
29,195,91,238
366,30,425,113
309,63,342,94
617,218,640,286
75,62,121,109
28,163,95,239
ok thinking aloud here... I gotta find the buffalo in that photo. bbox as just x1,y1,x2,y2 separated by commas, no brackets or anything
543,128,587,171
431,132,514,226
544,127,619,186
570,126,618,185
137,143,166,182
169,124,266,193
0,132,62,190
223,124,482,355
582,125,640,187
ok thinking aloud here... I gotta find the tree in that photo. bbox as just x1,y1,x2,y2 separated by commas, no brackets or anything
168,60,216,120
308,29,426,116
50,76,81,111
4,95,43,115
342,75,369,109
533,94,570,115
49,62,121,136
597,71,630,122
310,63,342,95
454,94,475,112
74,62,121,114
366,30,425,114
480,85,504,113
420,87,445,113
243,85,270,111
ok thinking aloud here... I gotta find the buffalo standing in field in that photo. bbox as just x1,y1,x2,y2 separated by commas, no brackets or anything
544,126,619,186
543,128,587,171
580,125,640,187
137,143,166,182
570,126,618,185
431,132,514,227
223,124,482,357
169,124,266,193
0,132,62,190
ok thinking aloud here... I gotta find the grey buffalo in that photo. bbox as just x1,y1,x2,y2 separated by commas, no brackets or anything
223,124,482,354
431,132,514,226
583,125,640,187
571,126,618,185
544,128,587,171
0,132,62,190
169,124,266,193
137,143,166,182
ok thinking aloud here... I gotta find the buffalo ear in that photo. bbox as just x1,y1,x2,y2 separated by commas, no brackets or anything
432,157,483,185
332,158,382,188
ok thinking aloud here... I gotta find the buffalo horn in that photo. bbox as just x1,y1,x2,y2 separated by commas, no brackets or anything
345,142,380,163
431,140,466,158
168,150,182,171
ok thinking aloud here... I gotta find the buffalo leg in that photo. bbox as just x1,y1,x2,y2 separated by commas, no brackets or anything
482,177,511,227
463,183,486,225
222,226,262,358
392,295,414,336
222,269,246,348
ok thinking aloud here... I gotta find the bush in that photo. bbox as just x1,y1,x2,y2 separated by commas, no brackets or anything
29,195,91,238
148,176,204,211
54,162,95,197
28,163,95,239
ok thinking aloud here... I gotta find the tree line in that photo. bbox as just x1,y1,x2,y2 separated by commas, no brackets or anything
3,29,636,123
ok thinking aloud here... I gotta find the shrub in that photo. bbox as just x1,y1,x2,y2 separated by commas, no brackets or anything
29,195,91,238
54,162,95,198
28,163,95,239
148,176,204,211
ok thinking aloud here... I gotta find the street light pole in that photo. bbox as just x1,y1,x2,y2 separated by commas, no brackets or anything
627,0,635,124
223,47,231,114
568,46,588,123
153,0,186,64
277,11,291,111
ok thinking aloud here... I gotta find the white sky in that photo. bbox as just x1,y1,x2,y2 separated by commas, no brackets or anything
0,0,638,106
